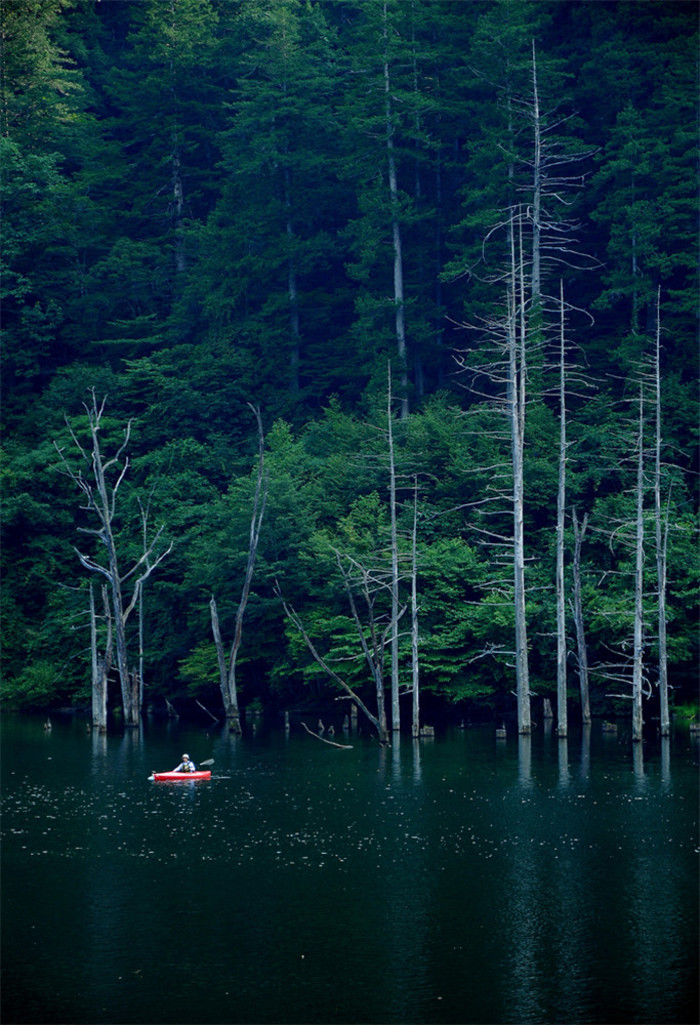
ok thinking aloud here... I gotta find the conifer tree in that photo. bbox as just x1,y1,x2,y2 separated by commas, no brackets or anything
197,0,344,411
342,0,446,415
91,0,222,355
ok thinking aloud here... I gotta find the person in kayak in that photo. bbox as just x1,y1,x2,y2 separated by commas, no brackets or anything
172,753,196,773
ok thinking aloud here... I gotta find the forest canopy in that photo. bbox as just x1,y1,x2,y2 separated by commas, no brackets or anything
1,0,698,730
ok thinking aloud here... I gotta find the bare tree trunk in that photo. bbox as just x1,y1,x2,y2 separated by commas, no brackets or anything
374,651,389,742
556,280,568,737
654,287,670,736
411,476,420,739
227,406,266,731
89,582,100,725
530,40,542,305
632,384,645,742
211,590,237,725
138,583,144,710
387,364,401,732
210,406,267,732
209,593,227,688
508,213,531,735
97,468,135,724
571,508,591,724
383,0,408,419
89,583,109,730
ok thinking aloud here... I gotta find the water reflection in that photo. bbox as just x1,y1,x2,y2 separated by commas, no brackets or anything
502,812,545,1023
376,742,389,782
411,738,422,784
381,736,432,1022
90,728,108,763
661,736,671,786
625,791,691,1024
632,740,646,783
1,716,698,1025
216,728,242,761
580,723,591,779
517,733,532,787
391,729,401,773
558,736,570,788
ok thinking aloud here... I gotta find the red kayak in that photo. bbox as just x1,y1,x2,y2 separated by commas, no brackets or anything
150,770,211,781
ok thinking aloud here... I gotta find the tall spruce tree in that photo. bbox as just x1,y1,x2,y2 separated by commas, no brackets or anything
194,0,346,416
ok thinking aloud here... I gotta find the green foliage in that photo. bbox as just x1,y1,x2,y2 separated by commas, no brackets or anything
674,702,700,722
416,537,496,701
2,660,63,708
2,0,698,720
0,0,86,147
178,641,219,698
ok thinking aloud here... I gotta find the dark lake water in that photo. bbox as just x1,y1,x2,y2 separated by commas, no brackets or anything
1,712,698,1025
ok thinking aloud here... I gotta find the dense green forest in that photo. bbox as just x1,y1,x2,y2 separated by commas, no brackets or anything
2,0,698,733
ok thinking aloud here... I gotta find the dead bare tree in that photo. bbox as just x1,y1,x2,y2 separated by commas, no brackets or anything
504,209,532,733
451,98,593,733
55,390,172,726
210,405,268,732
519,40,598,302
455,210,534,732
89,582,111,730
600,291,676,738
276,580,392,746
610,321,672,743
410,476,420,738
570,508,591,724
334,547,409,744
632,383,645,741
387,362,401,732
596,383,650,739
555,279,568,737
653,288,670,736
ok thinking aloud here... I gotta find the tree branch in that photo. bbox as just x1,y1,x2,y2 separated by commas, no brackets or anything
300,721,353,749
